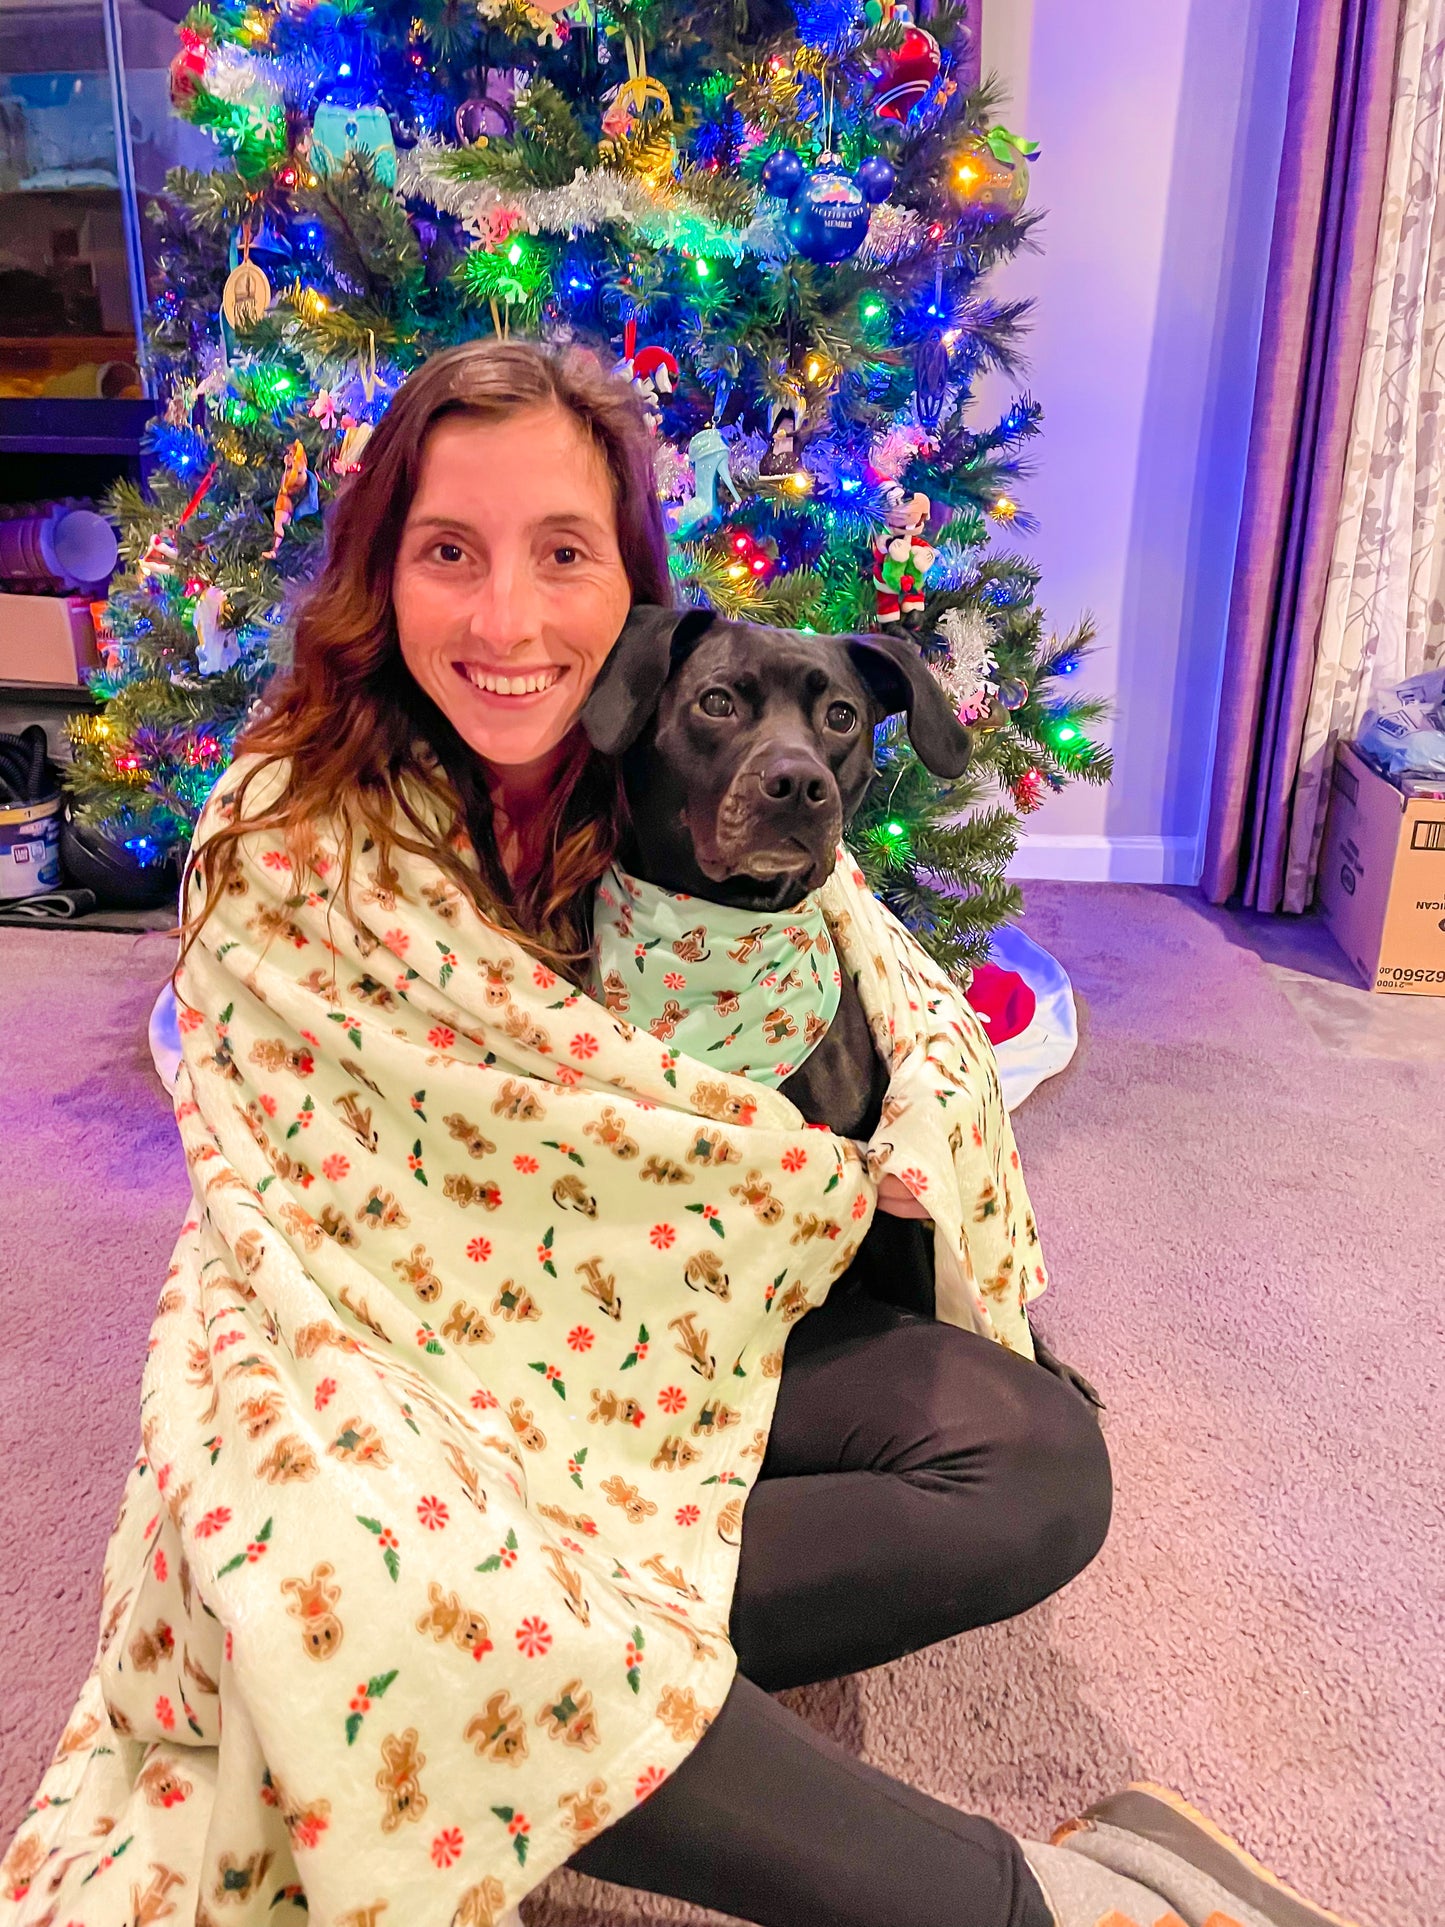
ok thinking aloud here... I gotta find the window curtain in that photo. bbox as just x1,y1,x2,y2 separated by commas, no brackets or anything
1201,0,1403,910
1283,0,1445,911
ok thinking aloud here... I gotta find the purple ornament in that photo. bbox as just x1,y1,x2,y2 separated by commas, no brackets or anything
854,154,896,204
761,148,806,200
456,97,511,145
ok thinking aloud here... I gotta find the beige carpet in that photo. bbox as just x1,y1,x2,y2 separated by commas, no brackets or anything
1,888,1440,1927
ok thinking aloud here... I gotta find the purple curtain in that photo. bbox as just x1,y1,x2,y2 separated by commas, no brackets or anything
1201,0,1402,909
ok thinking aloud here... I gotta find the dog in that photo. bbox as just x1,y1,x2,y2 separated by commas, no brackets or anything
581,604,1102,1410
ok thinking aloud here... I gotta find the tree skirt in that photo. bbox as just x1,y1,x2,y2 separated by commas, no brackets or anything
148,928,1076,1113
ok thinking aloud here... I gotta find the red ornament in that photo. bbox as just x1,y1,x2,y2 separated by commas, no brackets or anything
869,26,942,123
963,963,1036,1045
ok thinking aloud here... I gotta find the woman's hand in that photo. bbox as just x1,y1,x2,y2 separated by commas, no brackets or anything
875,1173,932,1220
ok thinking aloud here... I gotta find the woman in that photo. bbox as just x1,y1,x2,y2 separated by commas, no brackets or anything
2,342,1353,1927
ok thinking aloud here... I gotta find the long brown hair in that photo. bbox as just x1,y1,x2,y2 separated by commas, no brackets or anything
179,339,672,972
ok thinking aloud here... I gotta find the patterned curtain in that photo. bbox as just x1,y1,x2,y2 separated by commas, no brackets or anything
1284,0,1445,910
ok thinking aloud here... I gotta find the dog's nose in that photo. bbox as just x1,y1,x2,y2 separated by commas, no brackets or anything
757,757,832,811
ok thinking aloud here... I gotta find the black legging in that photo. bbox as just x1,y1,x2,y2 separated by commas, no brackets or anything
570,1236,1112,1927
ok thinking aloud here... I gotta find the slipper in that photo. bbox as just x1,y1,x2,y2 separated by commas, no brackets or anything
1053,1785,1363,1927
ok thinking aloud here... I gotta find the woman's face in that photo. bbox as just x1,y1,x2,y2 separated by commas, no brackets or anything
392,406,633,773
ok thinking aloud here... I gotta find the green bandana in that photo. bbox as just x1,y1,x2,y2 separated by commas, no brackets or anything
590,863,842,1086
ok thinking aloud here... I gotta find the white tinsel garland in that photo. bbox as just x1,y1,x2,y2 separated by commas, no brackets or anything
931,607,1000,720
399,144,790,259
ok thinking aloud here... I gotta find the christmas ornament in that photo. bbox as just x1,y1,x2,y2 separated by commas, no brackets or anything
478,205,524,251
913,329,950,430
854,154,897,204
137,529,179,584
951,127,1037,221
784,158,872,264
310,388,340,430
600,34,673,146
264,440,310,557
192,584,241,675
310,98,397,186
456,96,512,145
670,425,742,534
616,322,678,427
220,252,272,332
335,419,373,474
871,490,935,626
756,404,812,495
963,962,1037,1045
168,25,209,108
760,148,805,199
867,14,941,123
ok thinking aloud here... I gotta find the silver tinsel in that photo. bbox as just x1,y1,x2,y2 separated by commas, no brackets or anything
400,144,788,259
930,607,999,719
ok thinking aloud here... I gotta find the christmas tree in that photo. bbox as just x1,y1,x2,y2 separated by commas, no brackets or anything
68,0,1110,970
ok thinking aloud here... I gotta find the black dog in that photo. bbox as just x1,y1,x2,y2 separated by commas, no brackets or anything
583,603,1102,1410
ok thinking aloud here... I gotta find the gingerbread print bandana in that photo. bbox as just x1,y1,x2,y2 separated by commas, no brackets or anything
589,865,842,1088
2,755,1044,1926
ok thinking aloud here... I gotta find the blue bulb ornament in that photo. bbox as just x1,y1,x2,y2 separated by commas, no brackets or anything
760,148,806,199
781,156,874,265
854,154,896,204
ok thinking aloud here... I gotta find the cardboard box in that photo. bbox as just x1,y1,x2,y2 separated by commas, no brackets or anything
1318,741,1445,995
0,592,99,685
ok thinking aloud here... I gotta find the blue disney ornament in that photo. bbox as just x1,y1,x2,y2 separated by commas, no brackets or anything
784,156,872,264
854,154,896,204
761,147,806,199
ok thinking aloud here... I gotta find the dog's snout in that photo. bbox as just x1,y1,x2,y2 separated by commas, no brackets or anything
758,757,832,811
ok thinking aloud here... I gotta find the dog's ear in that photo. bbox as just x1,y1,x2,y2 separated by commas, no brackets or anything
581,604,717,756
844,631,974,778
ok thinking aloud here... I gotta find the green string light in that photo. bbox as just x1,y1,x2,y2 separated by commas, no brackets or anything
695,258,711,279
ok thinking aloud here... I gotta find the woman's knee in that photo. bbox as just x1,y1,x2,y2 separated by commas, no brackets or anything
992,1357,1113,1588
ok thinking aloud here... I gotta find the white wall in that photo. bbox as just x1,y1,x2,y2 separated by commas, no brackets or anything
981,0,1301,883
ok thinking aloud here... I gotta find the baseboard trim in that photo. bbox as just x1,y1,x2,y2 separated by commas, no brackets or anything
1005,835,1201,885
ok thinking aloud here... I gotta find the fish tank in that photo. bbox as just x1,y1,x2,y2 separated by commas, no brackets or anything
0,0,215,402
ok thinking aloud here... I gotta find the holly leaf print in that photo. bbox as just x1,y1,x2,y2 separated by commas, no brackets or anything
357,1515,401,1582
411,1139,429,1187
345,1668,399,1746
823,1168,841,1193
570,1446,588,1490
619,1324,650,1372
764,1269,787,1314
203,1434,223,1465
286,1096,315,1141
538,1225,557,1278
626,1624,645,1694
215,1515,272,1579
685,1203,726,1239
476,1527,520,1575
492,1807,531,1865
700,1473,748,1488
257,1175,275,1194
529,1361,567,1400
81,1834,133,1882
436,939,456,989
326,1011,363,1050
411,1090,427,1122
543,1140,585,1167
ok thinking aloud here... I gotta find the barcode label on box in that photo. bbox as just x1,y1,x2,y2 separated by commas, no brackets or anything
1410,819,1445,852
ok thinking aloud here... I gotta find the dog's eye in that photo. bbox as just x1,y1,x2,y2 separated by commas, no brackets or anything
698,688,735,719
825,701,858,733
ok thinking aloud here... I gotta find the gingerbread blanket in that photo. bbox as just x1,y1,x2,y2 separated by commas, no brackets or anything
1,753,1044,1927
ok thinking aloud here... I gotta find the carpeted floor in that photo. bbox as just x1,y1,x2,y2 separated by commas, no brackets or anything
1,886,1440,1927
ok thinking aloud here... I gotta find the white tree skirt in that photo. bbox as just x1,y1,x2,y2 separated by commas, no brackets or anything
148,929,1076,1113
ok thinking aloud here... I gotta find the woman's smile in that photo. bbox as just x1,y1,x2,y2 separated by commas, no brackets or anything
454,659,566,700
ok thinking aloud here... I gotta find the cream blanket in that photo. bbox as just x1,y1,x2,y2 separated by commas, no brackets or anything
2,755,1045,1927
